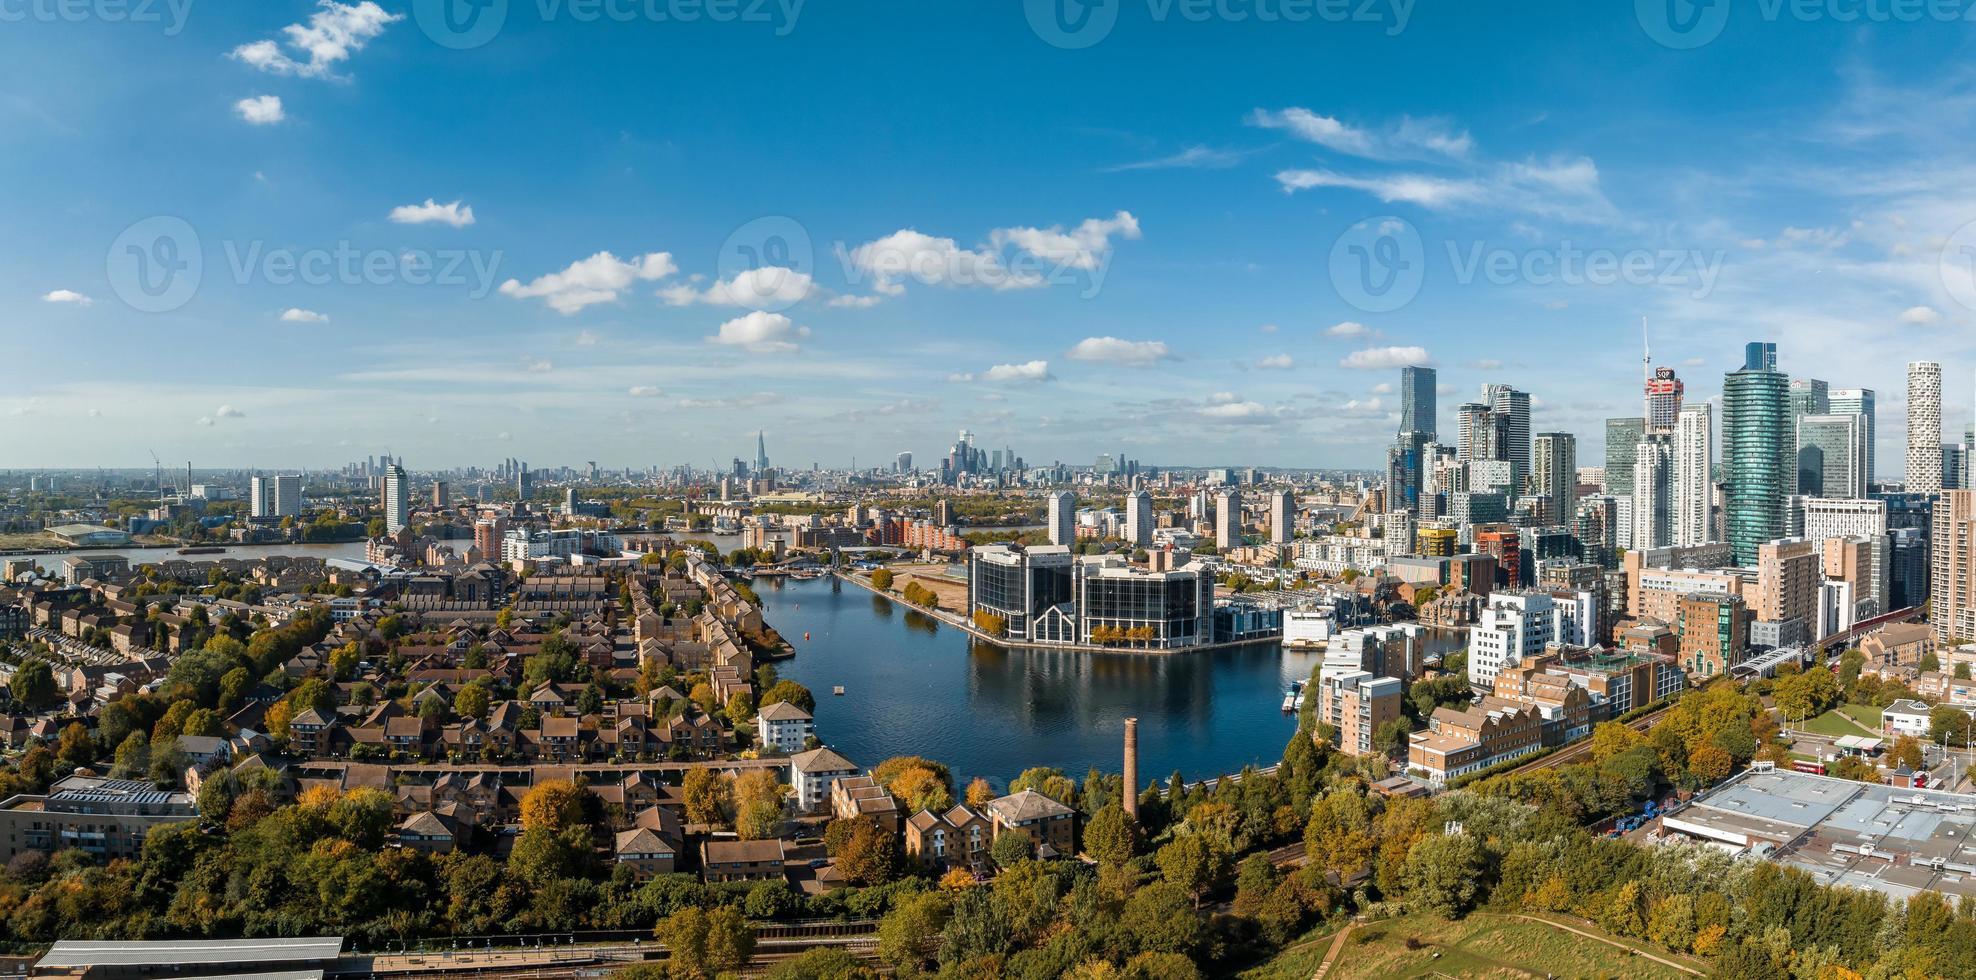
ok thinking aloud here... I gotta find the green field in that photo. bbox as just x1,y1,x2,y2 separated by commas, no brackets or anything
1801,703,1883,739
1242,912,1701,980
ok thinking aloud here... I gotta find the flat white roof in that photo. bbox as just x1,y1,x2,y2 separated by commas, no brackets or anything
38,937,344,968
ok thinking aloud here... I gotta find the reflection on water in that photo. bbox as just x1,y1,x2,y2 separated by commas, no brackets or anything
758,575,1321,789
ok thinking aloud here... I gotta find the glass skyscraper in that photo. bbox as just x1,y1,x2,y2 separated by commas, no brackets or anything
1723,342,1790,563
1829,388,1876,488
1400,365,1437,440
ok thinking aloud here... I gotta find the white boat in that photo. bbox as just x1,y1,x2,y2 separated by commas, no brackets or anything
1281,681,1303,712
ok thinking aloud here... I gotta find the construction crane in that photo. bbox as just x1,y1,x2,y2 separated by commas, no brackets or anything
148,450,162,504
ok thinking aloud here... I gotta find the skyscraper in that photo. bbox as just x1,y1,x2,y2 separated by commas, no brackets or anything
1400,365,1437,440
1215,490,1242,551
1268,489,1295,545
1125,490,1153,548
1533,432,1577,525
384,463,410,535
1047,490,1076,546
1485,384,1532,494
1604,417,1646,498
1931,489,1976,642
1907,361,1943,492
1829,388,1876,487
1674,404,1713,547
1723,342,1790,563
1795,413,1869,499
1645,367,1684,434
250,474,301,519
1632,436,1674,551
1788,378,1830,494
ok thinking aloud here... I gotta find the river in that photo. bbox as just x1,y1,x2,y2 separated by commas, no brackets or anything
754,575,1328,792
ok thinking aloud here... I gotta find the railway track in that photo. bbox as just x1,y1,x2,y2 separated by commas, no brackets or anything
1502,702,1676,777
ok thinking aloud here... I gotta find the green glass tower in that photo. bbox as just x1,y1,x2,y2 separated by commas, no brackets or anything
1723,342,1790,564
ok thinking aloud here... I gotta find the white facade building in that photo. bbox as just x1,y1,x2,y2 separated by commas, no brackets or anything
1674,404,1712,547
1908,361,1943,492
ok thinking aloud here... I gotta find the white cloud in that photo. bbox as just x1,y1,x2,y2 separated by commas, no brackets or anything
1259,323,1279,333
280,308,328,323
1201,400,1269,419
1065,336,1171,366
1899,305,1942,325
1104,145,1253,173
230,1,402,79
197,416,214,427
1248,107,1472,160
662,267,815,309
1373,382,1394,394
524,359,553,373
1340,346,1431,370
990,210,1142,271
827,293,884,309
1326,321,1370,338
957,360,1054,383
389,199,476,228
707,311,809,353
628,385,664,397
41,289,91,306
499,251,677,314
1256,354,1294,370
574,330,600,346
1276,156,1615,224
234,95,285,125
214,405,245,419
846,229,1035,295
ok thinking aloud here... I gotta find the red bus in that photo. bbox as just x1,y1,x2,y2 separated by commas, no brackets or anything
1792,760,1827,775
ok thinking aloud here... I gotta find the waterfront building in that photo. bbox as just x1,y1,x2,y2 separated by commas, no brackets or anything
1314,670,1402,757
250,474,302,520
1723,342,1790,563
756,701,815,753
1468,592,1566,689
966,545,1214,649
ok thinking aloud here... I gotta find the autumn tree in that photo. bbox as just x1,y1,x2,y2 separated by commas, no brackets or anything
733,769,786,840
683,768,731,828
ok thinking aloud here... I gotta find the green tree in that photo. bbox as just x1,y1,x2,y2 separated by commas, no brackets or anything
1400,830,1484,917
1084,803,1139,867
1156,833,1222,909
453,683,490,722
760,680,817,714
990,829,1033,868
11,659,57,711
877,890,951,973
839,819,903,885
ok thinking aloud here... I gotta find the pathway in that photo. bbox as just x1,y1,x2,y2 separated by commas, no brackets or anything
1502,913,1703,976
1310,923,1356,980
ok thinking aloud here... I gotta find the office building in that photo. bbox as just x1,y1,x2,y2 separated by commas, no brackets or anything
969,547,1215,649
1678,593,1749,678
384,464,410,535
1605,417,1646,499
1795,413,1869,499
1533,432,1577,526
1799,497,1887,542
1788,377,1830,495
1931,490,1976,643
1047,490,1076,547
1400,365,1437,439
1468,592,1565,689
1125,490,1153,548
1828,388,1876,487
896,451,913,473
1907,361,1943,492
968,544,1076,642
0,775,195,864
1723,342,1790,564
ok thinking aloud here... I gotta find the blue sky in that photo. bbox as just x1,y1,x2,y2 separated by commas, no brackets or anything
6,0,1976,473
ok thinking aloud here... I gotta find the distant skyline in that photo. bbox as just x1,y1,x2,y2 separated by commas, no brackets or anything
7,4,1976,469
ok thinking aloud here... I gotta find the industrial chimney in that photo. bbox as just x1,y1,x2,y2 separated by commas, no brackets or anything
1122,717,1139,819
